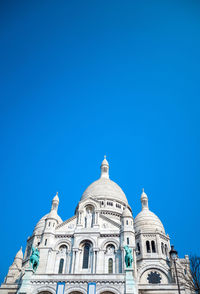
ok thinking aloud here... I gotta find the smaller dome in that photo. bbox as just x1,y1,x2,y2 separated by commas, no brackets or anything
33,213,62,234
134,209,165,233
134,190,165,233
122,207,132,217
15,247,23,260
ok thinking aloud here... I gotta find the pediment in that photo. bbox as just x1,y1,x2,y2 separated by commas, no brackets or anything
56,215,77,232
99,214,121,230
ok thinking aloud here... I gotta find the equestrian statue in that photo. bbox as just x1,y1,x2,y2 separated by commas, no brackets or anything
29,246,40,272
124,245,133,268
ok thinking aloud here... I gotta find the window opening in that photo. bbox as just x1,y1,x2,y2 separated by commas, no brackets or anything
151,241,156,253
108,258,113,274
58,258,64,274
82,243,90,269
146,241,151,253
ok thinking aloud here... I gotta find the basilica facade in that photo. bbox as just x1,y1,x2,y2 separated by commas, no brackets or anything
0,158,190,294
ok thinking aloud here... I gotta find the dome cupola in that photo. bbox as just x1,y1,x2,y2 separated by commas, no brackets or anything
100,155,109,179
80,157,128,205
134,190,165,233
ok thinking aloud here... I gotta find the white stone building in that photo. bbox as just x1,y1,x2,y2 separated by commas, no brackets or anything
0,157,191,294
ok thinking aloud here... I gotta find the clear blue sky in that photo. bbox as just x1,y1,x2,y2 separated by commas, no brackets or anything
0,0,200,283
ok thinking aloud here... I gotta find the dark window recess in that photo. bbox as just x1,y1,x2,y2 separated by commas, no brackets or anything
151,241,156,253
82,243,90,269
58,258,64,274
127,237,129,245
49,222,51,227
137,243,140,254
126,220,128,225
146,241,151,253
165,244,168,255
161,242,164,254
107,202,113,206
44,239,47,246
147,271,162,284
108,258,113,274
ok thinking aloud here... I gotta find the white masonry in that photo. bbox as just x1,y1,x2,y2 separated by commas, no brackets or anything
0,157,191,294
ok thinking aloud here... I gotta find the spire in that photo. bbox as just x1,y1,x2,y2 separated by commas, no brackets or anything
15,247,23,260
100,155,109,179
51,192,59,212
13,247,23,269
141,188,149,210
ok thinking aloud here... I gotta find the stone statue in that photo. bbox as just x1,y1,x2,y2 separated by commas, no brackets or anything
85,209,93,228
29,246,40,272
124,245,133,268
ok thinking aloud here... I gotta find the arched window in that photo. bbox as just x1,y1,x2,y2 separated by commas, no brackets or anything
161,242,164,254
146,241,151,253
137,243,140,255
127,237,129,245
108,258,113,274
82,243,90,269
59,245,68,253
165,244,168,256
151,241,156,253
58,258,64,273
126,220,128,225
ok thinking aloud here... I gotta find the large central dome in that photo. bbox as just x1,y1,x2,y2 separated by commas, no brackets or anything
80,157,128,205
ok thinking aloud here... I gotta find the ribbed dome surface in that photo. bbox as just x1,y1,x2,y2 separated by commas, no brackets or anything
81,178,128,204
134,209,165,233
34,213,62,234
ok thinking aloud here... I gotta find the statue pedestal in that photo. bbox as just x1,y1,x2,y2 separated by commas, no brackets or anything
125,268,138,294
17,268,34,294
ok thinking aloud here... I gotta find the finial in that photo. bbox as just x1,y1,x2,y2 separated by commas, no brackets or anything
100,156,109,179
56,192,58,196
141,189,148,210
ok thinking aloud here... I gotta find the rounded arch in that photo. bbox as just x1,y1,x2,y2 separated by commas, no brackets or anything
76,235,96,248
97,286,121,294
54,239,71,251
68,292,84,294
34,286,56,294
101,238,119,251
80,198,99,210
138,264,170,284
65,286,86,294
38,292,53,294
100,292,117,294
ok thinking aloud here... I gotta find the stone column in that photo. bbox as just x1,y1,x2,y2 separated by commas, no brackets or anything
93,249,96,274
133,248,137,278
74,249,80,273
121,247,125,273
97,250,105,273
125,267,138,294
156,234,162,256
17,268,34,294
73,249,78,274
140,234,145,257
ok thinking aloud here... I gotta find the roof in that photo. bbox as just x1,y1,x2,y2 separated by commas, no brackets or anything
134,208,165,233
81,177,128,204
